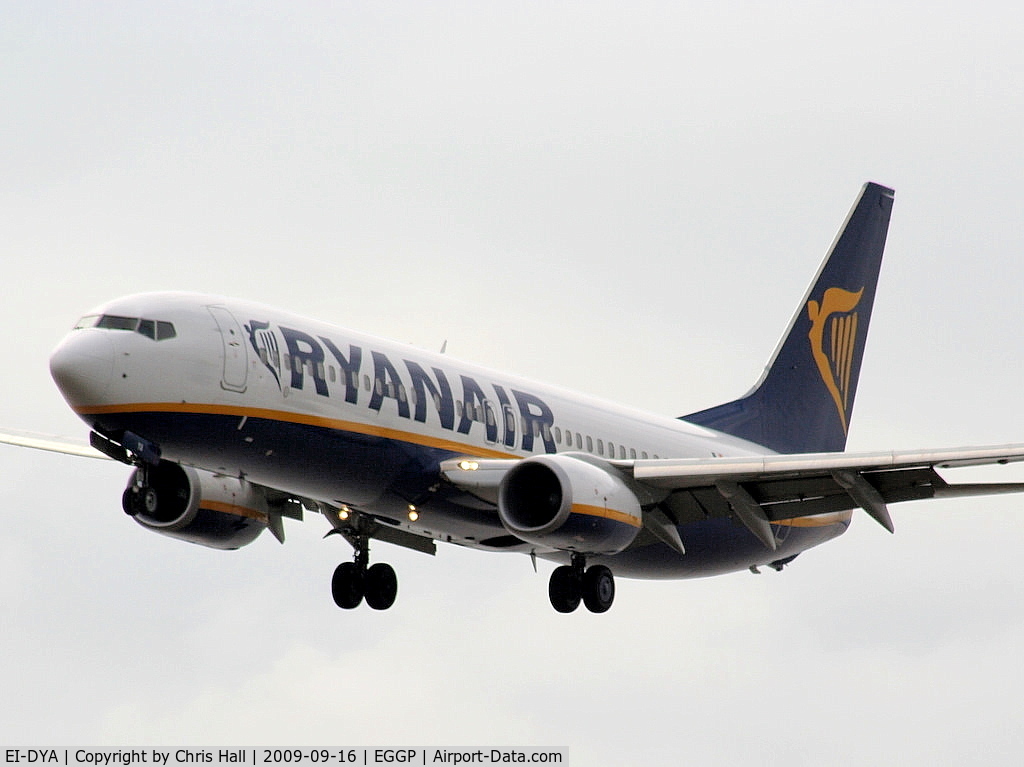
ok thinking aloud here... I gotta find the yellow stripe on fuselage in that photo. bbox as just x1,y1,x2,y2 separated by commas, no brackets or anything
570,503,642,528
75,402,853,533
74,401,521,460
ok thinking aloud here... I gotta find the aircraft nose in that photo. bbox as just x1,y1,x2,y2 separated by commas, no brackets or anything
49,330,114,408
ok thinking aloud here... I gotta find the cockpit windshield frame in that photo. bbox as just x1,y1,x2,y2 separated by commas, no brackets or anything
74,314,177,341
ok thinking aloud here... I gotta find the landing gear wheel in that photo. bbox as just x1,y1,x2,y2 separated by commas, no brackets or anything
121,486,157,517
331,561,364,609
548,565,582,613
122,487,140,516
582,565,615,613
363,562,398,610
142,487,158,514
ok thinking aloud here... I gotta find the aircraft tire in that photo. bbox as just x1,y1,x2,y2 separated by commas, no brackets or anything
122,487,140,516
331,562,364,609
548,565,582,613
363,562,398,610
582,565,615,613
123,486,159,517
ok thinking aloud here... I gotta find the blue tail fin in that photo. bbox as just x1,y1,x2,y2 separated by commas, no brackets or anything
682,182,895,454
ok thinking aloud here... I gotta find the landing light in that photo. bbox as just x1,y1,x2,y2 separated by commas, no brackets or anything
458,460,479,471
338,505,350,521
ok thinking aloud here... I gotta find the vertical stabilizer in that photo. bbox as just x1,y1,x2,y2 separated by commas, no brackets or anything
682,182,895,454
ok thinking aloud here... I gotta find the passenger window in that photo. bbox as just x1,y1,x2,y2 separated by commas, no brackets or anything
586,436,593,453
630,448,637,459
597,439,604,456
503,405,517,439
608,442,615,458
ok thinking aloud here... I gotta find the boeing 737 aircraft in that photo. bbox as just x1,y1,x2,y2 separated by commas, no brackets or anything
5,182,1024,613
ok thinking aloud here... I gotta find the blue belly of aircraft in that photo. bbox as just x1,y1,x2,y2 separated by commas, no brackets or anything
85,407,850,579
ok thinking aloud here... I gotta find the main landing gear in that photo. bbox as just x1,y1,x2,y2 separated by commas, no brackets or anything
330,532,398,611
548,553,615,614
121,462,163,517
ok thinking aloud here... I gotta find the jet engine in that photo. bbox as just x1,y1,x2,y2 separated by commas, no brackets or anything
497,454,642,554
123,460,268,550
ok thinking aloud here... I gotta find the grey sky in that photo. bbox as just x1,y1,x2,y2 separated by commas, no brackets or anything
3,2,1024,764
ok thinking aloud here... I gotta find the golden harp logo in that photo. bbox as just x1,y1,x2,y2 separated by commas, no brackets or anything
807,287,864,435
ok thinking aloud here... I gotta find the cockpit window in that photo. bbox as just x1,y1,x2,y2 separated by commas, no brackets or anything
97,314,139,331
74,314,177,341
137,319,156,339
74,314,101,329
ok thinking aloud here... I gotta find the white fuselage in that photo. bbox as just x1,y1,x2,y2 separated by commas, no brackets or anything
50,291,848,578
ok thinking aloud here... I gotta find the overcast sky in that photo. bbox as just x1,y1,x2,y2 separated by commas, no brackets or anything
4,2,1024,764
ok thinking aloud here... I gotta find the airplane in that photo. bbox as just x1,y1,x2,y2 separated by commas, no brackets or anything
5,181,1024,614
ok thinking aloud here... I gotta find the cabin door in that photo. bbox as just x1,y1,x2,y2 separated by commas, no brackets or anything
208,305,248,393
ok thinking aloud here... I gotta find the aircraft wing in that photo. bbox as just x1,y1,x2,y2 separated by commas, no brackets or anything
0,429,108,460
627,445,1024,549
442,445,1024,552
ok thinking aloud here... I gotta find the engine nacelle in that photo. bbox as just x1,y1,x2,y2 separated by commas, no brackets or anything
125,461,268,550
497,454,642,554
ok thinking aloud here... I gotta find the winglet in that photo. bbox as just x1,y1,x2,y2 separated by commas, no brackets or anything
683,183,895,454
